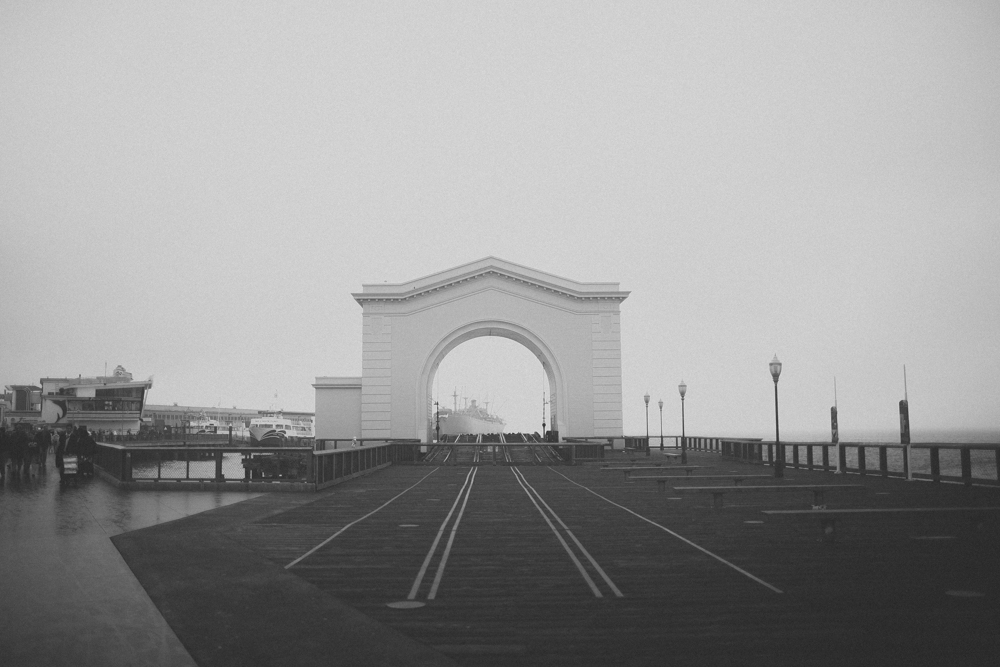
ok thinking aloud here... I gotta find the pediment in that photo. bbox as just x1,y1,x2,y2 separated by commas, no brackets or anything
353,257,629,305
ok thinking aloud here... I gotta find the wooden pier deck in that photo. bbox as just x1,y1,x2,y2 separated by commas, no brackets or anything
113,450,1000,666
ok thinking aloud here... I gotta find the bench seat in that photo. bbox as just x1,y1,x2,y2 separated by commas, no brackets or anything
674,484,866,508
627,475,772,492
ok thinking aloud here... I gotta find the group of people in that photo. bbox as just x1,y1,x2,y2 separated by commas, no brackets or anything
0,422,97,483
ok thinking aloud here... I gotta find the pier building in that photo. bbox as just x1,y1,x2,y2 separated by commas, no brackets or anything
4,366,152,432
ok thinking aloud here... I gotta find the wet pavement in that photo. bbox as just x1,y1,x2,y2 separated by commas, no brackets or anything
0,462,261,666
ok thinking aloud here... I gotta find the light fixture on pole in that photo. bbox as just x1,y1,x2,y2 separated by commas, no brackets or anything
658,399,664,451
678,380,687,464
434,401,441,443
769,355,783,478
643,393,651,457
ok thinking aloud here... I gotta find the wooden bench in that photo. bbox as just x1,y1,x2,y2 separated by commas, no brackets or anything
628,474,772,493
673,484,866,508
762,506,1000,542
604,466,712,481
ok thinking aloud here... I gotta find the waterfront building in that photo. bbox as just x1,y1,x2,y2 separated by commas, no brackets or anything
142,403,314,435
4,366,152,432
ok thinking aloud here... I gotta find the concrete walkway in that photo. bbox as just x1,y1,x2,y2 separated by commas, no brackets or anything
0,462,260,667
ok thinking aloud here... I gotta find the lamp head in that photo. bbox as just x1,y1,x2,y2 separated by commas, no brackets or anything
769,355,782,383
658,399,663,409
678,380,687,398
643,393,650,405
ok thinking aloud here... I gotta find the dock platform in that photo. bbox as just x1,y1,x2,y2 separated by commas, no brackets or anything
4,450,1000,666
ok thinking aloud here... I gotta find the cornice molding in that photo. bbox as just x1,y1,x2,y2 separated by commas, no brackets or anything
352,260,629,306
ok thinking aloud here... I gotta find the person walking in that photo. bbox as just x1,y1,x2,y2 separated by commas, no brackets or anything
63,425,85,483
79,426,96,476
0,425,8,480
36,428,51,469
54,429,67,479
14,424,36,475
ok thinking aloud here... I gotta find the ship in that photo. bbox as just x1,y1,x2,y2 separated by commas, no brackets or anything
436,392,506,436
189,412,220,434
249,412,315,446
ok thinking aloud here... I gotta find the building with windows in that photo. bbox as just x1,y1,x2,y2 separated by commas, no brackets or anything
142,404,314,433
4,366,153,432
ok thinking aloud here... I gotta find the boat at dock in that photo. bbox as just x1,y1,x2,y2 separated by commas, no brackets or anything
249,412,314,445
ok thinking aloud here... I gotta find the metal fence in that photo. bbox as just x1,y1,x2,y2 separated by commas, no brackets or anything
95,443,313,484
96,442,409,489
721,439,1000,486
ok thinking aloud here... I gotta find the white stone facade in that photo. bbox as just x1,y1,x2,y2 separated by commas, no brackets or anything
315,257,628,442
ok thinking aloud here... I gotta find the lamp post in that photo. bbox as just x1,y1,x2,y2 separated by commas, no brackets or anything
769,355,783,478
658,399,664,451
643,393,650,457
434,401,441,443
678,381,687,464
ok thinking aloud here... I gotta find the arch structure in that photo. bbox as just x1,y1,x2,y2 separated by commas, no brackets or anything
314,257,629,443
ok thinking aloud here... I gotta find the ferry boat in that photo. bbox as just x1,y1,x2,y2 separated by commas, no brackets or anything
249,413,315,446
436,394,506,436
189,412,220,434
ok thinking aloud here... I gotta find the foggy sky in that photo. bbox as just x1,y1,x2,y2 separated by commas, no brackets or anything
2,2,998,440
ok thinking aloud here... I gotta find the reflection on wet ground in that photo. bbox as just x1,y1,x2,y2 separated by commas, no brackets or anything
0,463,261,667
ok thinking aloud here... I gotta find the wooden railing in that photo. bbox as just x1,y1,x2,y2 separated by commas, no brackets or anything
720,439,1000,486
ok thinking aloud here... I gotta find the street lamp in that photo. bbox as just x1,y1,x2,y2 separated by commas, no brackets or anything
769,355,783,478
643,393,650,457
658,399,664,451
434,401,441,443
678,381,687,464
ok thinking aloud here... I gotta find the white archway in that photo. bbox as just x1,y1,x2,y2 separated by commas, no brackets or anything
314,258,629,443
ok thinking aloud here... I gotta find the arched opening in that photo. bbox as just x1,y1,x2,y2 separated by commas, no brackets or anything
417,321,565,443
431,336,550,437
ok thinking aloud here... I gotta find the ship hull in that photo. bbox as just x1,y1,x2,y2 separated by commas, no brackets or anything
439,413,506,436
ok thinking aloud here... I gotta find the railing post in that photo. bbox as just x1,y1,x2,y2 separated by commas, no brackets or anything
879,446,888,477
215,450,224,481
904,444,912,481
961,447,972,486
792,444,799,469
822,445,829,471
837,442,846,474
806,445,814,470
930,447,940,482
858,446,866,476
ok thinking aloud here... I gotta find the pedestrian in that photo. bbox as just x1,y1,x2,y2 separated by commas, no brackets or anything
63,426,83,483
23,425,39,474
79,426,96,476
54,429,67,478
36,428,51,469
0,425,8,480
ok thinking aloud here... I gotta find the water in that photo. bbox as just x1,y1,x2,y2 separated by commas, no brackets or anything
131,452,248,481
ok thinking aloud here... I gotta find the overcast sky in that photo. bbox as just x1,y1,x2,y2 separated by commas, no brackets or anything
2,2,998,441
